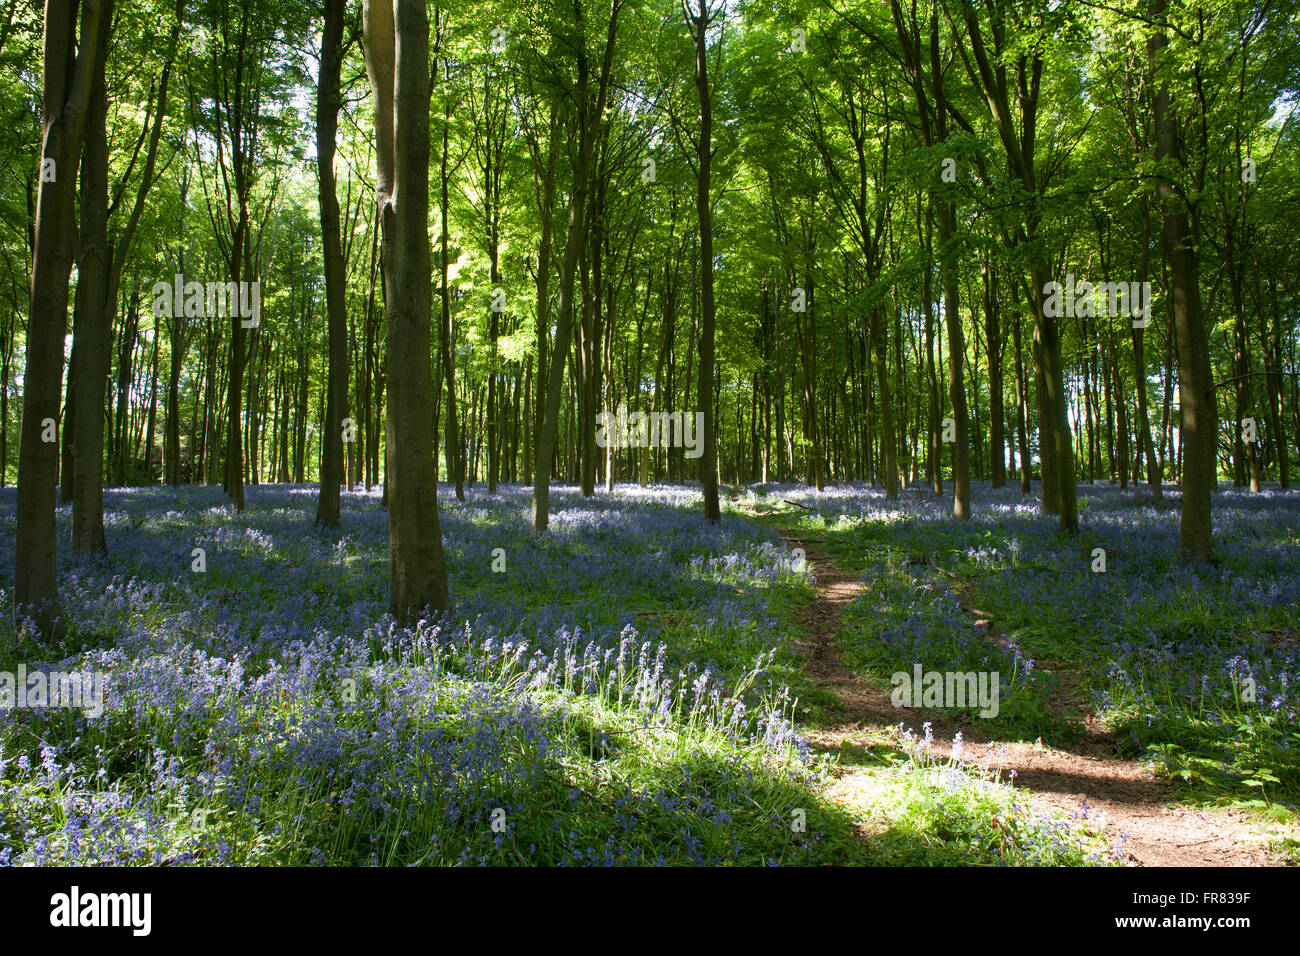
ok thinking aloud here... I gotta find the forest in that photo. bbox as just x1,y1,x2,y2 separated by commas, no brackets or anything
0,0,1298,871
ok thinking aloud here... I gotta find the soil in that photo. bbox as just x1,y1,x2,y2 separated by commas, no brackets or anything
770,524,1285,867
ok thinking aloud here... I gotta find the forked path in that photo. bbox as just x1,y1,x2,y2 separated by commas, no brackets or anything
775,526,1281,867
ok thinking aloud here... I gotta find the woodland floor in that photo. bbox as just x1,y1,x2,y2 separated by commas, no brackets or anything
764,519,1285,866
3,481,1295,866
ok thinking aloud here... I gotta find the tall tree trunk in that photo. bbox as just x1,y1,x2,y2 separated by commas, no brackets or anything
363,0,449,619
165,171,190,486
1263,275,1288,488
315,0,348,527
872,308,897,498
60,316,76,503
937,204,970,520
922,212,942,495
1012,307,1031,493
527,103,558,487
142,323,159,483
689,0,721,522
113,294,137,485
294,336,308,483
532,0,620,532
15,0,107,630
577,201,599,496
1150,0,1214,561
984,261,1005,488
438,63,463,501
929,16,969,520
1037,268,1077,530
69,0,113,552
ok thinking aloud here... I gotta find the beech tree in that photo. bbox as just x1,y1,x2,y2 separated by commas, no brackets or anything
14,0,107,632
362,0,449,618
315,0,349,528
1149,0,1216,561
4,0,1297,591
685,0,721,524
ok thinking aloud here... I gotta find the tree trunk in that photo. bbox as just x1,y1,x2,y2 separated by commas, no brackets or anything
142,323,159,483
68,0,113,551
363,0,449,619
937,203,970,520
689,0,721,522
985,260,1005,488
439,65,464,501
929,24,969,520
15,0,107,630
315,0,348,528
1150,0,1214,561
1013,307,1031,493
532,0,620,532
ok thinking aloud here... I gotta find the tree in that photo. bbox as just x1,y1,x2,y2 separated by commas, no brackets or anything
71,1,179,550
68,0,113,554
532,0,623,533
1148,0,1215,561
15,0,108,632
362,0,449,619
685,0,720,524
949,0,1077,533
315,0,349,528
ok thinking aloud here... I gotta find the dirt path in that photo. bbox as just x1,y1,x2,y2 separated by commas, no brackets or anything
773,525,1282,867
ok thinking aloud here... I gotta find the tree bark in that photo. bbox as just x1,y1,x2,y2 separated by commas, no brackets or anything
1150,0,1215,561
363,0,449,619
688,0,721,522
315,0,348,527
16,0,107,630
438,56,463,501
69,0,112,551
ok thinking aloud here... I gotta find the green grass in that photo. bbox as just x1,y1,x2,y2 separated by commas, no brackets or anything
1,486,1138,865
748,490,1300,854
